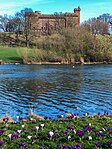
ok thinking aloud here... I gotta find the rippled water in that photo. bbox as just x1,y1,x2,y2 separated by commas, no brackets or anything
0,64,112,119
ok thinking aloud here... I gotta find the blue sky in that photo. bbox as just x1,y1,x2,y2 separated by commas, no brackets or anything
0,0,112,22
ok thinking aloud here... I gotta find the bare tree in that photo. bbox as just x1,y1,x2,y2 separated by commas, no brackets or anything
82,18,109,35
0,14,9,32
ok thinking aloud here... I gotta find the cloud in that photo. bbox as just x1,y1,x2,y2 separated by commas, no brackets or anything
0,0,54,15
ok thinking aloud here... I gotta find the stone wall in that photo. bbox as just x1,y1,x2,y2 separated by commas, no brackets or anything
25,6,80,35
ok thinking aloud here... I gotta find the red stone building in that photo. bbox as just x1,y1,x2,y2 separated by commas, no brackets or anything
25,6,80,35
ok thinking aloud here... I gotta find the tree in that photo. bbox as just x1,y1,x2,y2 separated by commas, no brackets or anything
0,14,9,32
82,18,109,35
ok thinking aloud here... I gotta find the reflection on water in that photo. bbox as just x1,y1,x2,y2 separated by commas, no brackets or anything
0,64,112,119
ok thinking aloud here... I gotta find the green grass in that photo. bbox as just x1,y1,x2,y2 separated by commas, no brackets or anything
0,46,63,64
0,114,112,149
0,46,23,63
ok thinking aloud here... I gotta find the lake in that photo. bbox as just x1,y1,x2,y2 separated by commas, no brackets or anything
0,64,112,119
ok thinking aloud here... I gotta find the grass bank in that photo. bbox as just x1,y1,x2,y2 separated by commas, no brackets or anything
0,46,66,64
0,113,112,149
0,46,23,63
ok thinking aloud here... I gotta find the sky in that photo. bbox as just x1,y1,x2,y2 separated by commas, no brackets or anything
0,0,112,22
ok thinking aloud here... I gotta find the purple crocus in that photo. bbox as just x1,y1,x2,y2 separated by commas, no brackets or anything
95,131,104,137
53,134,60,139
95,142,100,147
18,142,27,148
63,130,68,135
0,129,5,133
58,115,64,119
77,130,85,137
74,144,82,149
108,141,112,145
0,141,4,146
84,125,92,132
44,116,49,120
44,147,49,149
99,131,104,136
13,134,20,140
17,116,23,121
62,144,66,148
108,129,112,134
56,144,61,149
68,145,73,149
67,126,74,130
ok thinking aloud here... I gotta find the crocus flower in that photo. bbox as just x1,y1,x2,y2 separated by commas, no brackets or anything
8,134,12,140
18,142,27,148
36,126,39,131
74,144,82,149
63,130,68,135
56,144,61,149
0,141,4,146
40,124,44,128
44,116,49,120
108,141,112,145
16,116,23,121
67,126,74,130
102,128,106,131
45,147,49,149
83,113,89,116
84,125,92,131
95,142,100,147
17,130,22,134
62,144,66,148
8,133,20,140
73,129,76,134
88,136,92,140
53,134,60,139
22,125,25,128
58,115,64,119
77,130,85,137
108,129,112,134
68,135,71,140
27,135,32,139
68,145,73,149
46,131,54,138
69,113,77,119
89,123,91,126
99,131,104,136
0,129,5,133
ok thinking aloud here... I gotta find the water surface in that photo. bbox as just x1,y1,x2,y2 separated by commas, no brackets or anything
0,64,112,119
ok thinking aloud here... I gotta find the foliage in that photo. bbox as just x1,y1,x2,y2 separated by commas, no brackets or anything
82,18,109,35
0,113,112,149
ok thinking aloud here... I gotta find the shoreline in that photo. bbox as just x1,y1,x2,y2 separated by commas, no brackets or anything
0,60,112,65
